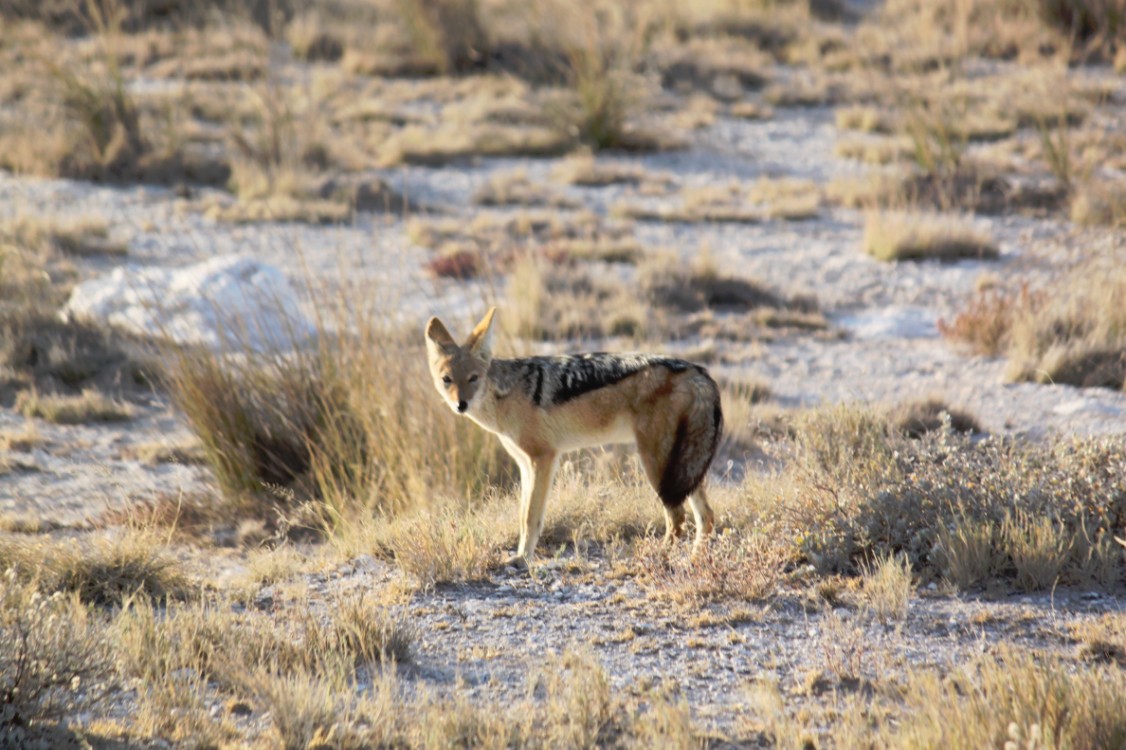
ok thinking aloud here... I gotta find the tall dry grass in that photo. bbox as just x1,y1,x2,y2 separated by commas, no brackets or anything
164,279,513,548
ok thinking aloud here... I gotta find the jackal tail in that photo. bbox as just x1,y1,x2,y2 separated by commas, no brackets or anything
657,370,723,508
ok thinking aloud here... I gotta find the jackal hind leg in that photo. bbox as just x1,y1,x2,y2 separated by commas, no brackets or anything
635,431,686,544
687,486,715,554
662,503,687,543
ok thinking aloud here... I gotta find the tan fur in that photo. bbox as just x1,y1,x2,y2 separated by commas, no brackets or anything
426,307,719,568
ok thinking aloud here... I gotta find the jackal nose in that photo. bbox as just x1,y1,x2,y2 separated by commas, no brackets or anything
457,400,468,413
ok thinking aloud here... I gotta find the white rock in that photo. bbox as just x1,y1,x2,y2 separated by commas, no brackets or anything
62,255,314,352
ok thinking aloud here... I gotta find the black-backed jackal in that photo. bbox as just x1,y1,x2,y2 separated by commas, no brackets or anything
425,307,723,568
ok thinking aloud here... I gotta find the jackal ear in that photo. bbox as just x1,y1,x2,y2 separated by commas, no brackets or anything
465,306,497,360
425,317,457,351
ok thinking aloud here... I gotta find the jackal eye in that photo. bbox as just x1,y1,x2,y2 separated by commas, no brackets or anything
441,376,452,385
468,374,479,383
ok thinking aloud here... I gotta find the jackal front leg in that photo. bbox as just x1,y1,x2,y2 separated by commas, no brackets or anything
512,452,558,569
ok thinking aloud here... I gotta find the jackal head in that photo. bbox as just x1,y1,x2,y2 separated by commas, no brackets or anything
425,307,496,415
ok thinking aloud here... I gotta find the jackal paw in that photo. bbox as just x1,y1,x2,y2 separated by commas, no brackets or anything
501,554,530,572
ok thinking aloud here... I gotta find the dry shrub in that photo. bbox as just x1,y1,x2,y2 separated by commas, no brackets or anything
749,177,822,220
285,12,344,63
888,397,981,438
862,211,999,262
817,610,870,685
164,344,319,502
0,4,234,185
224,79,343,207
115,590,411,745
775,404,1126,588
643,261,784,315
113,598,237,743
834,135,914,165
552,154,652,186
637,531,790,604
0,222,150,399
634,251,826,340
657,36,771,98
836,105,896,133
0,572,112,729
378,119,573,167
617,178,820,224
0,0,299,34
536,651,616,749
937,284,1027,356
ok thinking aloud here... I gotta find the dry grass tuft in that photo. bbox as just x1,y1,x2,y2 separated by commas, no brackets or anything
551,7,652,151
937,513,1001,590
410,210,640,271
1002,509,1073,591
506,255,648,342
834,135,914,165
552,154,657,187
857,647,1126,748
472,169,578,208
617,178,820,224
165,287,513,538
393,0,488,75
0,215,126,258
1,529,189,607
860,552,913,623
15,387,132,424
862,211,999,262
362,502,502,589
836,105,896,133
1070,178,1126,227
749,177,821,220
943,263,1126,390
1071,613,1126,667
